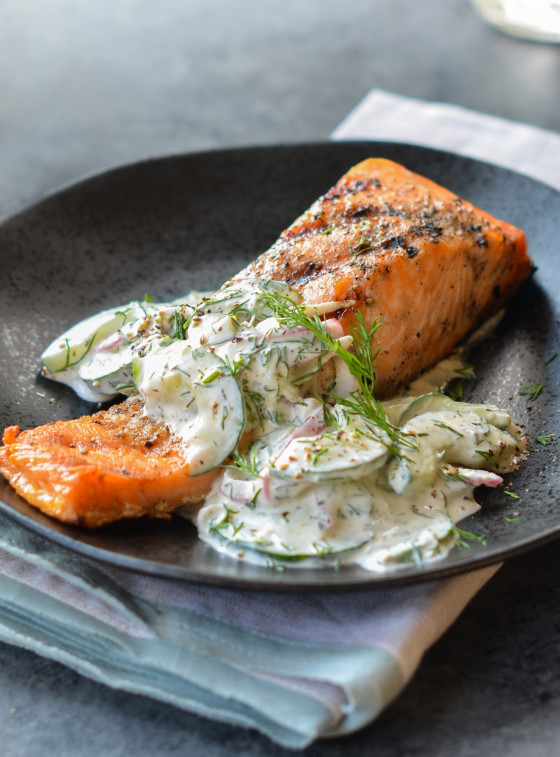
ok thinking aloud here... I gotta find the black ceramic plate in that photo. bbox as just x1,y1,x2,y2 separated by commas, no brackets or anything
1,142,559,590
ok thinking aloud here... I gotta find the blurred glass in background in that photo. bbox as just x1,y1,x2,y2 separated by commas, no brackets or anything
471,0,560,41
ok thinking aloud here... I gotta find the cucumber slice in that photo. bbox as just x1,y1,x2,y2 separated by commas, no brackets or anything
134,341,244,475
270,408,390,482
388,408,520,494
399,392,511,429
398,392,459,425
77,343,137,398
42,298,200,401
41,299,162,375
198,475,376,561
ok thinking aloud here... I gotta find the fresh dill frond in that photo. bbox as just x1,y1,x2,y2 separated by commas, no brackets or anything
433,421,464,437
445,379,463,402
520,382,544,401
475,448,494,462
170,308,188,340
63,333,97,370
209,504,239,533
226,447,260,477
349,237,375,260
322,402,339,429
259,287,414,451
454,364,475,378
452,525,487,548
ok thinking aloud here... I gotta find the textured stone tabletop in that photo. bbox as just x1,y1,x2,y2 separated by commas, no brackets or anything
1,1,560,754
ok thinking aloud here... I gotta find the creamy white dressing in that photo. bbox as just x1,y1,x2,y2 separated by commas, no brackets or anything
41,279,526,574
197,397,522,571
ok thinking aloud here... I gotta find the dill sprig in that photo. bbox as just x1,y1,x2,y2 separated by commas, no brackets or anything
445,379,463,402
433,421,464,437
63,333,97,370
225,447,260,477
454,364,475,378
350,237,375,260
452,525,487,548
520,382,544,401
170,308,188,340
474,448,494,461
260,288,412,450
505,515,522,524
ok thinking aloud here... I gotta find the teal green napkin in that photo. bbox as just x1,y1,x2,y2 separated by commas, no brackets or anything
0,511,496,748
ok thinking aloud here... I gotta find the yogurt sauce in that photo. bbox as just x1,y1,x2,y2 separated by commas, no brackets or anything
41,279,526,573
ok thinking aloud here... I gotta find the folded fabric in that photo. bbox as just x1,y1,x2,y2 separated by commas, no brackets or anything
333,89,560,191
0,90,558,749
0,511,497,748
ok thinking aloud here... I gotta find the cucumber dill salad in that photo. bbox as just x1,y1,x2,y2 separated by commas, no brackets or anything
41,278,527,572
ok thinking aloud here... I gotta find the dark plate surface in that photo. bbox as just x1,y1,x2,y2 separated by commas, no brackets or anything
1,141,559,590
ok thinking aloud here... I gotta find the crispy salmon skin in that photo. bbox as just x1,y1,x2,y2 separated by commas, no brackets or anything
0,399,219,527
237,158,533,396
0,158,533,527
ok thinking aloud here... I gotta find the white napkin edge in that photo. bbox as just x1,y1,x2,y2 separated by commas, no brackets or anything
332,89,560,192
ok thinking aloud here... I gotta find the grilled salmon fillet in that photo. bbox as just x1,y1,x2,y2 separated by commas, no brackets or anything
0,158,533,526
0,399,219,527
237,158,533,397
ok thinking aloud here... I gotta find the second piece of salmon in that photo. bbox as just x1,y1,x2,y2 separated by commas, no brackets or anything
0,399,219,527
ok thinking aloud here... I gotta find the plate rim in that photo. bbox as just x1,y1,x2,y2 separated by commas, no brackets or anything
3,138,559,225
1,139,560,591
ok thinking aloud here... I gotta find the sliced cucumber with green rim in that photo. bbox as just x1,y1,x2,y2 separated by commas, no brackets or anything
270,408,390,482
399,392,511,429
134,341,244,475
389,407,519,494
41,299,162,376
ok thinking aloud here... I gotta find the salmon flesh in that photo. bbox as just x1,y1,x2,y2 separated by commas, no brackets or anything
237,158,532,397
0,399,219,527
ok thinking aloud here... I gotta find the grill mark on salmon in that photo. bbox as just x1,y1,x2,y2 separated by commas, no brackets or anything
0,158,534,526
237,158,533,396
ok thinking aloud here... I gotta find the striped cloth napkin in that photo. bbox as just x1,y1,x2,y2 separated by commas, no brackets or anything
1,90,558,749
